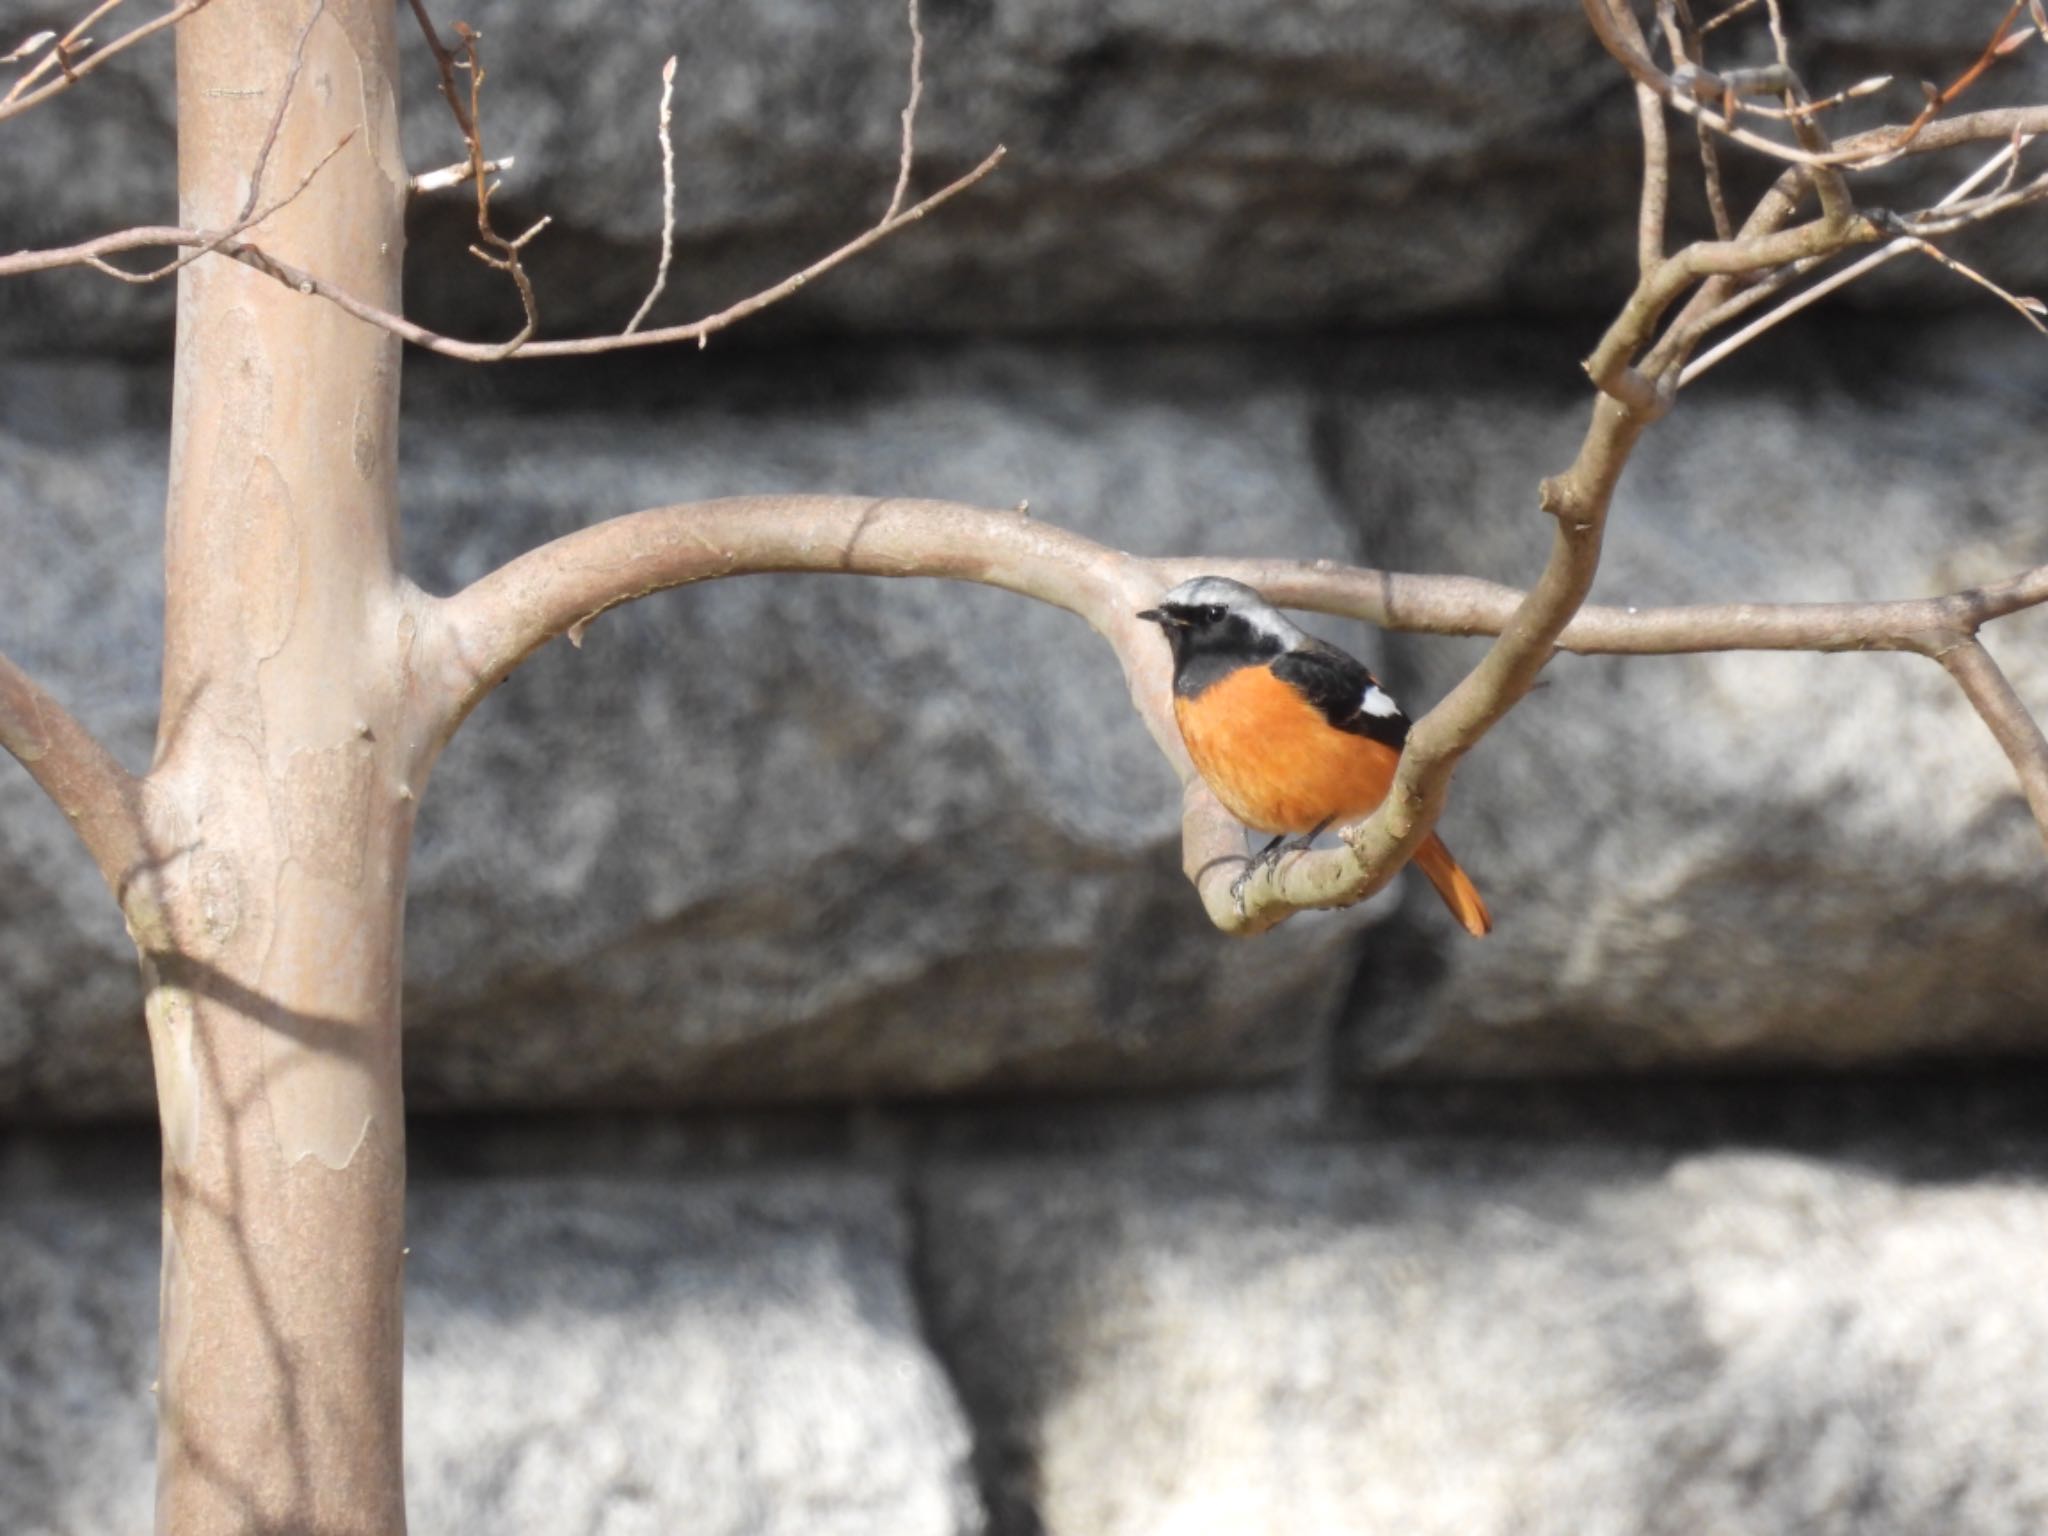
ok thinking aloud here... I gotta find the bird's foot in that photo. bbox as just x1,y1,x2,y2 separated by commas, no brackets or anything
1228,820,1335,906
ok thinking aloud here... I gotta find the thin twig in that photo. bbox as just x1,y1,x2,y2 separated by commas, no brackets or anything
4,0,121,97
1662,0,1737,241
1896,234,2048,331
0,0,218,122
1609,0,1668,276
1889,0,2028,156
1738,76,1892,122
38,129,358,286
1683,133,2037,382
406,2,547,352
884,0,925,222
0,147,1005,354
1698,0,1762,36
1583,0,2048,170
233,0,327,226
1902,169,2048,234
625,56,679,335
404,0,472,138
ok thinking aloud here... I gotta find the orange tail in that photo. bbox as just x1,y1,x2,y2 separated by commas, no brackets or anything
1413,833,1492,938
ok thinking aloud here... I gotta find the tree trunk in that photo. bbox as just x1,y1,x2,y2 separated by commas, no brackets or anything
140,2,415,1529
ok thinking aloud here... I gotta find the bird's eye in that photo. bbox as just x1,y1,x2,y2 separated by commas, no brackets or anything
1201,605,1227,624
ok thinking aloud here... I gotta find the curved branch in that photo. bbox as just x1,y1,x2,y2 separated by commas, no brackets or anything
0,647,147,889
421,497,2048,938
417,494,1262,927
426,497,1140,741
1930,635,2048,852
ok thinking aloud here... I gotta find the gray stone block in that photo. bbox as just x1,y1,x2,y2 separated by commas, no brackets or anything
0,1148,982,1535
0,1163,159,1536
1,0,2029,350
920,1140,2048,1536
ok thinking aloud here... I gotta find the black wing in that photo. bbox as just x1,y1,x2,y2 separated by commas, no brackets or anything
1272,639,1410,751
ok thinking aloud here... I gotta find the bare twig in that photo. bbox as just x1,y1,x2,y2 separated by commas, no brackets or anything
1737,76,1893,123
1661,0,1736,240
233,0,328,226
884,0,926,222
1889,0,2030,156
624,56,680,336
0,0,219,121
1699,0,1762,35
404,0,471,136
1682,132,2038,382
0,0,219,123
1610,0,1668,274
8,129,358,286
1896,234,2048,331
1585,205,1873,402
0,147,1006,353
406,2,547,353
390,0,995,357
1583,0,2048,170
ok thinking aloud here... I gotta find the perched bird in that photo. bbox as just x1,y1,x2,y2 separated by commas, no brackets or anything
1138,575,1491,937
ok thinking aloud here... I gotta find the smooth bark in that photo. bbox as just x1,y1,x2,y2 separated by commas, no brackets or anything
145,3,415,1529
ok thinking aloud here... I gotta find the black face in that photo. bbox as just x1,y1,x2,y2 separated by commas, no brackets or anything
1136,602,1283,694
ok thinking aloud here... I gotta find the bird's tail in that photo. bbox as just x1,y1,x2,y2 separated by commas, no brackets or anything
1414,833,1492,938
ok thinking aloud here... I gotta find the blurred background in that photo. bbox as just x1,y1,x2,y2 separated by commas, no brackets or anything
6,1,2048,1532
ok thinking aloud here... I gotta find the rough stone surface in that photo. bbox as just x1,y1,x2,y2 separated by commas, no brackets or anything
0,1152,160,1536
0,1140,982,1536
921,1138,2048,1536
2,0,2039,352
9,317,2048,1112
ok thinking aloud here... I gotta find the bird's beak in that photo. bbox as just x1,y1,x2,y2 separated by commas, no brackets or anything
1136,607,1181,628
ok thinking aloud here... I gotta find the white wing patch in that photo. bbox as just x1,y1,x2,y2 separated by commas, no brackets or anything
1362,683,1402,719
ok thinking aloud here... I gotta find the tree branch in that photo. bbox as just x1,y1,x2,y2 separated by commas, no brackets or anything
1581,0,2048,170
1930,635,2048,853
0,646,147,890
1605,0,1669,274
1211,389,1656,932
0,0,220,124
421,497,1147,745
1180,561,2048,655
0,149,1004,357
418,491,2048,938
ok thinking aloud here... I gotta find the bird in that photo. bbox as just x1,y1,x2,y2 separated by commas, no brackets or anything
1137,574,1492,937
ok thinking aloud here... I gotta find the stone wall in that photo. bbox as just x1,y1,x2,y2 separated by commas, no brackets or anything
5,2,2048,1531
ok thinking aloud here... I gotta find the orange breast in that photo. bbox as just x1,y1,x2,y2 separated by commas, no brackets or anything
1173,663,1400,835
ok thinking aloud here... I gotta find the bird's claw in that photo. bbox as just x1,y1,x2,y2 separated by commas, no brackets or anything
1229,821,1334,911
